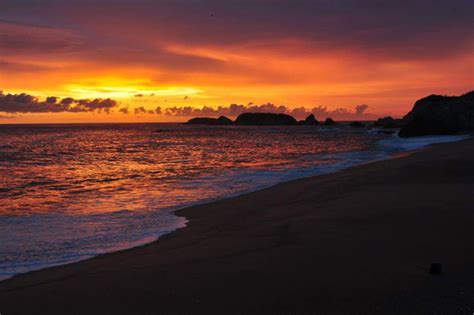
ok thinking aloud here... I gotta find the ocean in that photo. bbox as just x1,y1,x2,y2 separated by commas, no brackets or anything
0,123,467,279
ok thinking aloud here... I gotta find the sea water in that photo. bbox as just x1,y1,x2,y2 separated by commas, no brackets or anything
0,123,467,279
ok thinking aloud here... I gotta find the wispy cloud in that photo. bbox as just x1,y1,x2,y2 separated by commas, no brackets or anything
0,92,118,113
0,91,378,120
164,103,377,120
0,20,83,55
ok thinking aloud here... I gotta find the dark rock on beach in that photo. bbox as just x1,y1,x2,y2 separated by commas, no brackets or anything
324,118,337,126
235,113,297,125
399,91,474,137
348,121,365,128
298,114,319,125
373,116,404,129
186,116,233,125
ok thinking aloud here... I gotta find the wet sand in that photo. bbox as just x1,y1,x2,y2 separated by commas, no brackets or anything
1,137,473,314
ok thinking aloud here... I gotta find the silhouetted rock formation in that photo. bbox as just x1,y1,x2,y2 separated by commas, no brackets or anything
235,113,297,125
349,121,365,128
324,118,337,126
216,116,233,125
298,114,319,125
186,116,233,125
373,116,404,129
399,91,474,137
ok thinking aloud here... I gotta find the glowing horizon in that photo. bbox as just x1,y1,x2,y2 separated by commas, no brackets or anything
1,1,473,123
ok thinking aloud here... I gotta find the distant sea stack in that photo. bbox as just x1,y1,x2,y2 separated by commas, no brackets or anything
372,116,403,129
186,116,233,125
399,91,474,137
235,113,297,125
298,114,320,125
324,118,337,126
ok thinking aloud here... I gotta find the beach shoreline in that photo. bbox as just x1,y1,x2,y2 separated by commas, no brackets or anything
1,136,473,314
0,133,457,282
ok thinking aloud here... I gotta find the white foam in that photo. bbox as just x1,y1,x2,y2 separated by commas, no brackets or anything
378,134,469,151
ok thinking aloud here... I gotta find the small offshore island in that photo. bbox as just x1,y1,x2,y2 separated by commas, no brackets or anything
186,91,474,137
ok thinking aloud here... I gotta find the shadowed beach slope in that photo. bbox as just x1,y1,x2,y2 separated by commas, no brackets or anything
1,138,473,314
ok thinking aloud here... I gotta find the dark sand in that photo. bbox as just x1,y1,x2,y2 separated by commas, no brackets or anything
1,137,473,314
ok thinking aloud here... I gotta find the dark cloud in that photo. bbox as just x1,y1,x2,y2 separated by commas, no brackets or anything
133,106,161,115
0,20,84,55
0,92,118,113
29,0,473,60
60,97,75,105
0,92,378,119
75,98,117,113
134,106,147,115
0,20,225,75
165,103,285,117
2,0,472,66
0,60,54,73
355,104,368,115
164,103,378,120
133,93,157,98
46,96,58,103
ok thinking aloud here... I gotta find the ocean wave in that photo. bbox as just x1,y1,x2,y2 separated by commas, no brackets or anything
378,134,469,151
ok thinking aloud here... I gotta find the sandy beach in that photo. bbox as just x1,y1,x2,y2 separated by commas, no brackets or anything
1,137,473,314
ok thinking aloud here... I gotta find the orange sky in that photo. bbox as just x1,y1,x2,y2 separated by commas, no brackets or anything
0,1,473,123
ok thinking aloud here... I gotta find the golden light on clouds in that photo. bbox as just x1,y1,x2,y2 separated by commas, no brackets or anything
64,77,203,99
0,0,473,123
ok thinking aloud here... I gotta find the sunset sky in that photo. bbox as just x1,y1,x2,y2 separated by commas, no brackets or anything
0,0,473,123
